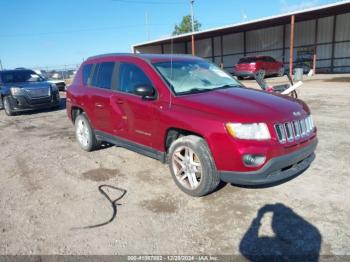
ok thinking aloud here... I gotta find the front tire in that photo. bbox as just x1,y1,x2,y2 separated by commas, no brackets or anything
0,97,3,110
3,96,15,116
75,113,100,151
168,135,220,197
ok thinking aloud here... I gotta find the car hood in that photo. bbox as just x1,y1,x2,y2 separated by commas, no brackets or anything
173,87,309,123
5,81,51,89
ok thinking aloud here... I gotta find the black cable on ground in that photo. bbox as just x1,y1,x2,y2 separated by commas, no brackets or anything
72,185,127,230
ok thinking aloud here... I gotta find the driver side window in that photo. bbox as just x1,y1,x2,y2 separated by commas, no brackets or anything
118,63,152,95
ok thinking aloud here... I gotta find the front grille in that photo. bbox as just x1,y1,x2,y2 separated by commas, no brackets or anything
25,87,51,99
274,116,314,144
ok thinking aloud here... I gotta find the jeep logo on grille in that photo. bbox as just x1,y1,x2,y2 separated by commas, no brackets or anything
293,111,301,117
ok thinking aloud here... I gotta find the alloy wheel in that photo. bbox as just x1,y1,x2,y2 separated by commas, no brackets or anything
171,146,202,190
76,119,90,147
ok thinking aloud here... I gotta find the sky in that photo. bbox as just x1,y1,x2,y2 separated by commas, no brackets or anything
0,0,343,69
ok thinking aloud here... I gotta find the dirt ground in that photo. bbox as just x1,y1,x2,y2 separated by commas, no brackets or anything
0,74,349,257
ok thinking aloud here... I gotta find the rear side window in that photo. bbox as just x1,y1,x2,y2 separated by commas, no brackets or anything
267,57,276,62
118,63,152,95
238,57,257,64
82,64,93,85
91,62,115,89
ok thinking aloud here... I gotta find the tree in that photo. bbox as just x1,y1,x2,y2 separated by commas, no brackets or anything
172,15,201,35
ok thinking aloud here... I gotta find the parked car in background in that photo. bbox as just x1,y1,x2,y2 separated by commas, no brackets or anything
234,56,284,79
67,53,317,197
35,70,66,91
48,79,66,91
0,69,60,116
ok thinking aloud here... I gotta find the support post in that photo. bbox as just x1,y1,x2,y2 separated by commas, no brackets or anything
243,31,247,57
282,24,286,65
220,35,223,65
313,19,318,74
191,35,195,55
331,15,337,73
211,37,215,62
289,15,295,77
313,54,317,74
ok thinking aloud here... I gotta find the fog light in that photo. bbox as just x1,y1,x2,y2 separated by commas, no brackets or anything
243,154,266,167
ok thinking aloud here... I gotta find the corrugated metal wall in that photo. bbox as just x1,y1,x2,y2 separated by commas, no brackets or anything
247,26,283,52
135,11,350,73
163,42,186,54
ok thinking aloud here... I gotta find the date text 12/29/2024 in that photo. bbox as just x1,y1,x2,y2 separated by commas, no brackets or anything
127,256,219,261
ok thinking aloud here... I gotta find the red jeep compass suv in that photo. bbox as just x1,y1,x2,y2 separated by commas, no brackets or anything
234,56,284,79
66,53,317,196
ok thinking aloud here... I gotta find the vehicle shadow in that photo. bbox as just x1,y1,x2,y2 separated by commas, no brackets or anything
239,203,322,262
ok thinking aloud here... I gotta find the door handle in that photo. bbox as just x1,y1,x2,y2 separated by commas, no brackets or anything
116,99,124,104
95,103,104,108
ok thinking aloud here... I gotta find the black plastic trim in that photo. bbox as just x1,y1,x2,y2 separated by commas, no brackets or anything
218,138,318,185
7,92,60,112
95,130,166,163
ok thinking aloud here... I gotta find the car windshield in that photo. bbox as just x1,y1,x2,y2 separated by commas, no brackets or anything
1,70,44,83
153,60,240,95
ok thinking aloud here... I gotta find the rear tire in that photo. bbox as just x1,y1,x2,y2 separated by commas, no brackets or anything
0,97,3,110
168,135,220,197
3,96,15,116
278,67,285,77
237,76,244,80
75,113,100,151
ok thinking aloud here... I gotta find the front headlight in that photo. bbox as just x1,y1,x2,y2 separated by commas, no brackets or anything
226,123,271,140
10,87,23,96
51,83,58,92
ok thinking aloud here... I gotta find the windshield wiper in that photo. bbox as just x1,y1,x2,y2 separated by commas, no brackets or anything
179,88,213,95
215,84,240,90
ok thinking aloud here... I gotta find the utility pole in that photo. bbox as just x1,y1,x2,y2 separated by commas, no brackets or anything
0,59,3,70
190,0,195,56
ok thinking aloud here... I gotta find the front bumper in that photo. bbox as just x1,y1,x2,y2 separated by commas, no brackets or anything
234,71,256,77
218,138,318,185
7,92,60,112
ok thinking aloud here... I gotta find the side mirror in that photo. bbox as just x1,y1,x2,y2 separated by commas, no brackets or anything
134,85,156,100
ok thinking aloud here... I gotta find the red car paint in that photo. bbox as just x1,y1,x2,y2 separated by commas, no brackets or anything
67,54,317,183
234,56,284,78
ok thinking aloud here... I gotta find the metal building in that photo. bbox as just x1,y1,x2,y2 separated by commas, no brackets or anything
132,1,350,74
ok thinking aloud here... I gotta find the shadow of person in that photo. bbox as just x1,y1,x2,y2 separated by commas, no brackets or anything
239,203,321,262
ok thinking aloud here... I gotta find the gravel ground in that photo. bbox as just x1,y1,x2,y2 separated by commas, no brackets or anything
0,74,349,257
